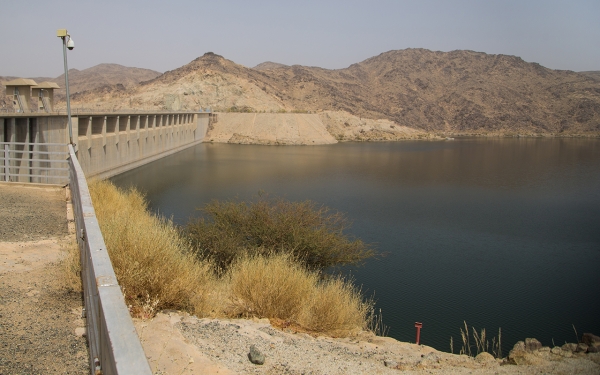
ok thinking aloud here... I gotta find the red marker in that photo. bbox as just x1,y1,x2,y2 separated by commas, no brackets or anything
415,322,423,345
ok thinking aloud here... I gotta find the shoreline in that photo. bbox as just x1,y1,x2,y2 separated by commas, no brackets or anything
135,311,600,375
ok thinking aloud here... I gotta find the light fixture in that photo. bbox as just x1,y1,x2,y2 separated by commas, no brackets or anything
57,29,74,144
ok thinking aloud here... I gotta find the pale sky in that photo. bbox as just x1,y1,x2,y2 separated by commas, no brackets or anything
1,0,599,78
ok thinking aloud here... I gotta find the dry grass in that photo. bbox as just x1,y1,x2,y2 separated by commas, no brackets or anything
226,253,315,320
226,253,372,337
59,237,82,293
457,321,502,358
88,180,219,317
87,180,374,336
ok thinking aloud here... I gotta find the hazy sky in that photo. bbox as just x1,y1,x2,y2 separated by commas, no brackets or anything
2,0,599,78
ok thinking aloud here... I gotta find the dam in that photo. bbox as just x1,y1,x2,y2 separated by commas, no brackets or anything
1,110,210,375
1,78,339,374
1,100,212,374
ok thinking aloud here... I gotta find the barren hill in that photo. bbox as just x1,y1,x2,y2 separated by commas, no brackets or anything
52,63,161,98
9,50,600,136
1,63,161,103
68,50,600,136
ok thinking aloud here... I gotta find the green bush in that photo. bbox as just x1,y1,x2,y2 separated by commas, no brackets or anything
184,196,374,272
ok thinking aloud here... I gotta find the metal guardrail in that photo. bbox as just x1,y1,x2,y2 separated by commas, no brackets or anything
1,141,69,184
68,144,152,375
1,107,212,114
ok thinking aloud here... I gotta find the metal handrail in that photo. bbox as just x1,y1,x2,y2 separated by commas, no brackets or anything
2,142,69,183
68,144,152,375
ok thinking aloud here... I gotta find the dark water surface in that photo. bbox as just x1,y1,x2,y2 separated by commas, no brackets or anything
111,138,600,354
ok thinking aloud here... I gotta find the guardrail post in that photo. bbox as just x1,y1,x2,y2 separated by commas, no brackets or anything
4,143,9,182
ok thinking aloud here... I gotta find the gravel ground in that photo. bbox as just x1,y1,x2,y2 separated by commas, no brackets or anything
0,184,68,242
136,312,600,375
0,184,89,374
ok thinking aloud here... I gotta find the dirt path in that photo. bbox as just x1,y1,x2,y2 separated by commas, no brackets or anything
0,184,89,374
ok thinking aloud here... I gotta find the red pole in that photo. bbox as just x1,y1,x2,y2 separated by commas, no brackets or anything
415,322,423,345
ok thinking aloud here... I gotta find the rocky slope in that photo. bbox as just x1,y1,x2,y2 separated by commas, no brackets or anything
4,50,599,136
65,50,600,136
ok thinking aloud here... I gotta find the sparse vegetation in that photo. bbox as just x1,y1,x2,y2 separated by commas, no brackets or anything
454,321,502,358
87,180,376,337
224,105,254,113
59,238,83,293
89,180,219,317
184,196,374,272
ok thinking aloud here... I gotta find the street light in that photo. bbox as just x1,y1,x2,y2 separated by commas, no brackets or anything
57,29,74,144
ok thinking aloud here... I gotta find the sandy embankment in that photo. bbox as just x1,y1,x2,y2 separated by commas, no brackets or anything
206,111,438,145
206,112,338,145
135,311,600,375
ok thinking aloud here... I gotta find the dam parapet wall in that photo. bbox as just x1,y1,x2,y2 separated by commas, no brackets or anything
0,111,210,182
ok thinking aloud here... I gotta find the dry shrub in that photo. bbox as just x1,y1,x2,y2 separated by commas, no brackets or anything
87,180,376,336
88,180,218,317
227,252,315,320
226,253,372,336
185,196,374,272
298,276,371,336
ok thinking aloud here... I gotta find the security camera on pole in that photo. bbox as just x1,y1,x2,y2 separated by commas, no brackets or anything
57,29,75,145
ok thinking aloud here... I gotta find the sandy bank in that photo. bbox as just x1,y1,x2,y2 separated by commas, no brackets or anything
135,311,600,375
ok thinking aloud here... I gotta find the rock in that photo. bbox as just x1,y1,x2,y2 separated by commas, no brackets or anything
383,359,397,368
513,341,525,351
525,338,542,352
509,340,549,366
551,346,563,355
475,352,495,364
248,344,265,365
577,343,589,353
74,327,86,337
562,343,578,352
422,352,440,362
583,333,600,350
588,346,599,353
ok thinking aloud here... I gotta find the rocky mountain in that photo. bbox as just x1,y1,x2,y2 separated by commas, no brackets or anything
51,63,161,99
1,63,161,103
253,61,289,70
580,71,600,81
6,50,599,136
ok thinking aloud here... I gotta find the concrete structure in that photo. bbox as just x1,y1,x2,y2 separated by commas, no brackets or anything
3,79,60,113
4,78,37,113
31,82,60,112
1,111,210,182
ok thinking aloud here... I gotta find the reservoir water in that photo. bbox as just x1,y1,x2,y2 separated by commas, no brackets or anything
111,138,600,354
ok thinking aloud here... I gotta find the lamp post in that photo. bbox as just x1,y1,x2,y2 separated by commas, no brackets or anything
57,29,74,145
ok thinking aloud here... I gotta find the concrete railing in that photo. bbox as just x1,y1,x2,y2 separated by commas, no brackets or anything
68,144,152,375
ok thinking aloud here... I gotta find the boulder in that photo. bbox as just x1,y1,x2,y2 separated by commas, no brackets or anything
562,343,578,352
525,338,542,352
475,352,495,364
577,343,589,353
509,340,549,365
551,347,563,355
248,344,265,365
583,333,600,350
